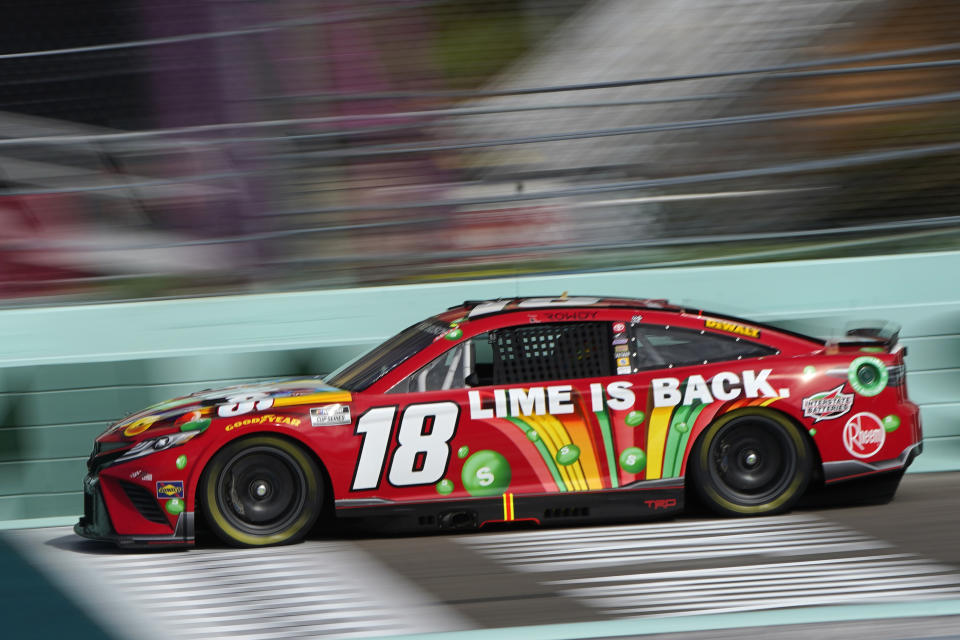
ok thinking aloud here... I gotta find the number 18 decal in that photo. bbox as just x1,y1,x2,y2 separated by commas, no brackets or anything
351,401,459,491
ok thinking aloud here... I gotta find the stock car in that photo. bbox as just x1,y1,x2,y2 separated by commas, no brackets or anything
76,296,923,548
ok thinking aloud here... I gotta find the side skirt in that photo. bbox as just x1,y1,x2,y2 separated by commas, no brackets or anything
333,479,684,534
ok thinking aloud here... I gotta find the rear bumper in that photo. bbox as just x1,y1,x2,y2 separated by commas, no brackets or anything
75,474,195,549
822,441,923,484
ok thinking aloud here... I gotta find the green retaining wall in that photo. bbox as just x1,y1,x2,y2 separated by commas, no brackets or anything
1,250,958,524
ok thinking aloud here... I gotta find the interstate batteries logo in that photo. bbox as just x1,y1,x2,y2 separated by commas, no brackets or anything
802,385,853,422
156,481,184,499
842,412,886,459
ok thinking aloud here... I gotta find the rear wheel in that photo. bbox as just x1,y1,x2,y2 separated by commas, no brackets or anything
200,435,323,547
690,409,812,516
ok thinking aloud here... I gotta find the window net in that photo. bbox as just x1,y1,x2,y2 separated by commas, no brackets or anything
492,322,612,384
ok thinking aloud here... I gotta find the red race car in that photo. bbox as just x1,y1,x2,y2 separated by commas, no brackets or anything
76,296,922,548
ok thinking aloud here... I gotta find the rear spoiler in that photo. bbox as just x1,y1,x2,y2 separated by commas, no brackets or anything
830,322,901,352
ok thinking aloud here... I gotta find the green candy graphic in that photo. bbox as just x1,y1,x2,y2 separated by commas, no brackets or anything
457,446,470,459
526,430,540,442
444,328,463,341
674,421,689,434
175,454,187,470
883,415,901,432
848,356,888,397
180,418,211,433
803,365,817,376
436,479,455,495
809,428,817,437
555,444,581,466
461,450,511,497
625,411,645,427
619,447,647,473
165,498,185,515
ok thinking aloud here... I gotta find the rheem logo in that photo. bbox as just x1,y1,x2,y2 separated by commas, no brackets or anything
842,412,885,459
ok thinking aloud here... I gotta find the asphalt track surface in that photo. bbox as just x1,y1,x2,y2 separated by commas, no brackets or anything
4,472,960,640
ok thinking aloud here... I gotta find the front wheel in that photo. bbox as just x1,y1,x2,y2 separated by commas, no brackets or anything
689,409,812,516
200,435,323,547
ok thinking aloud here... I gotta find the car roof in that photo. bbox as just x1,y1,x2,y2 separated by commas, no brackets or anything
444,295,824,346
452,296,683,318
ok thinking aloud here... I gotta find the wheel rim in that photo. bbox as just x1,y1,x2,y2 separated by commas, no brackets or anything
707,417,797,506
215,446,307,535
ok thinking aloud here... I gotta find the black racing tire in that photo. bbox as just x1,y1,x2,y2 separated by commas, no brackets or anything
689,409,813,516
200,435,323,547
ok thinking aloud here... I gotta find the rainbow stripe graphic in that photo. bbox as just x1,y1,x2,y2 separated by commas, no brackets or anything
483,387,783,491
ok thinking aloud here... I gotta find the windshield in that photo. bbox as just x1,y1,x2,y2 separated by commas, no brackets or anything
324,318,449,391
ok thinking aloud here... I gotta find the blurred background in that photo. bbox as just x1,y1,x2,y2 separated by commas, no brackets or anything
1,0,959,305
3,6,960,639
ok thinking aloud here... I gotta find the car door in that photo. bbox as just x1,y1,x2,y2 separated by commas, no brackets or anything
368,319,629,503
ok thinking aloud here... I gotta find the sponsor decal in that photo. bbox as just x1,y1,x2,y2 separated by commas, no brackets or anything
802,385,854,422
652,369,789,408
704,319,760,339
613,322,626,333
543,310,599,321
616,356,631,367
612,337,628,346
310,404,352,427
645,498,677,510
468,372,788,419
614,344,630,353
123,416,158,437
631,315,643,324
225,414,302,431
842,412,886,459
156,481,184,499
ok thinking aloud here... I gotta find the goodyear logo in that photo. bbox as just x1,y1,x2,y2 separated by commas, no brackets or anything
156,481,184,499
225,414,302,431
704,319,760,339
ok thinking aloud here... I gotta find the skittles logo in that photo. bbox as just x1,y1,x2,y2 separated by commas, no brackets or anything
842,412,885,459
461,450,511,497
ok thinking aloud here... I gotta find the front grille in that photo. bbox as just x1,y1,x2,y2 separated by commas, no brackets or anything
120,481,169,524
87,444,131,473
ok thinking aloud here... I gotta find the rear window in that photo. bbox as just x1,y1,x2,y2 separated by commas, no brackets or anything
630,324,776,370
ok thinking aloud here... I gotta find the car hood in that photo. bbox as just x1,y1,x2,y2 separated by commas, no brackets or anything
101,378,351,441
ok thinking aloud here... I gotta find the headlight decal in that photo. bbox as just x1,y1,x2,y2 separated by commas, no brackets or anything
114,431,199,465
